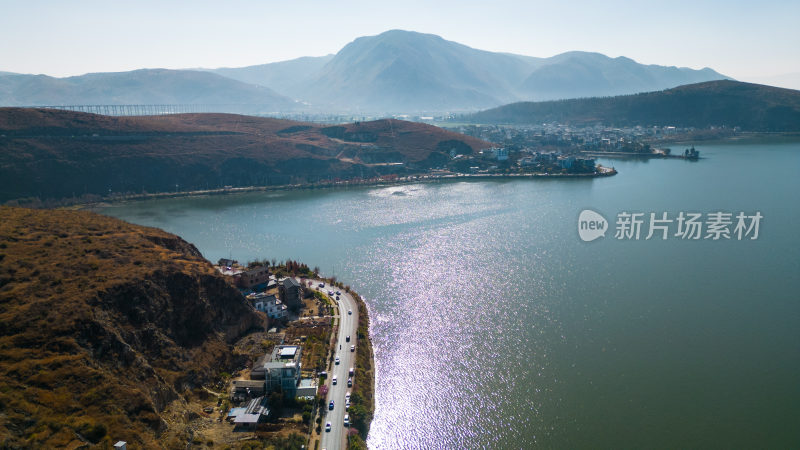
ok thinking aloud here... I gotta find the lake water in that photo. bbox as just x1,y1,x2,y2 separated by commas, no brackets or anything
100,141,800,448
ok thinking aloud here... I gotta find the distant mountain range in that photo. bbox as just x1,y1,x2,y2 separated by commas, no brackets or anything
0,30,729,113
0,69,295,113
465,80,800,131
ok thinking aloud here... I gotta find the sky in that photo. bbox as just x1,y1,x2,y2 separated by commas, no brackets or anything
1,0,799,87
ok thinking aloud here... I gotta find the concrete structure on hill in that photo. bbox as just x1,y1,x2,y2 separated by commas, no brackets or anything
250,345,302,396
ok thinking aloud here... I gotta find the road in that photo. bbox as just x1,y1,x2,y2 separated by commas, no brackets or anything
316,280,359,450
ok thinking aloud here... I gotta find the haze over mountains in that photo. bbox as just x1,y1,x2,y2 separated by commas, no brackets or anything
0,69,295,113
0,30,729,113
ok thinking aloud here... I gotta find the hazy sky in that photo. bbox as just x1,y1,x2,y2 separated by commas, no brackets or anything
1,0,798,84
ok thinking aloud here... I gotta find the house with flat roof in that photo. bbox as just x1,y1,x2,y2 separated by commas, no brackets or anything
236,266,270,289
231,379,266,401
250,345,302,396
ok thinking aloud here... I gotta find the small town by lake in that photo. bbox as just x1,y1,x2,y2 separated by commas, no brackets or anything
100,140,800,448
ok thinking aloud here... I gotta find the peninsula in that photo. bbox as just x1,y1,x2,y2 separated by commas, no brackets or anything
0,206,373,449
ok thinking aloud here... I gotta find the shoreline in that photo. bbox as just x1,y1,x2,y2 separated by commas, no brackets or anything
75,169,618,209
581,151,701,160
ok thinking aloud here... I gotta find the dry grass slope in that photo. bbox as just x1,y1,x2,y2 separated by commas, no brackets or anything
0,109,493,203
0,206,261,448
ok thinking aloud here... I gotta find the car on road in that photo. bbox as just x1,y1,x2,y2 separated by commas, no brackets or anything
319,283,325,288
346,335,350,342
345,401,350,410
347,377,352,387
344,414,350,426
332,375,337,385
350,345,355,352
335,356,340,365
336,291,341,296
329,400,334,410
325,422,331,432
348,309,352,315
349,367,354,376
345,391,351,401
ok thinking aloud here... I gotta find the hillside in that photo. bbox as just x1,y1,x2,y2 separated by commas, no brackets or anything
0,206,261,448
0,108,492,203
466,80,800,131
0,69,296,113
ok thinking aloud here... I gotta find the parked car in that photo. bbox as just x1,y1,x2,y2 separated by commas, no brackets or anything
325,422,331,432
319,283,325,288
347,378,352,387
348,309,352,315
350,345,355,352
349,367,354,376
344,414,350,426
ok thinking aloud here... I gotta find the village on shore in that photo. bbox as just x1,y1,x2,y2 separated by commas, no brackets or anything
174,258,373,449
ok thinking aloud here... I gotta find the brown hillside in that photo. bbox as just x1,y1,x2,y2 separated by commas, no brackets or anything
0,206,261,448
0,108,493,203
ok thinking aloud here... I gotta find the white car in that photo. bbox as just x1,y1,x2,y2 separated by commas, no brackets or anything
343,414,350,426
350,345,355,352
325,422,331,432
348,309,352,315
332,375,337,385
335,356,340,365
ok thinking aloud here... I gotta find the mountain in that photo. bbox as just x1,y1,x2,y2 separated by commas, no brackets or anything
465,80,800,131
0,30,730,113
0,69,296,113
204,55,335,99
207,30,727,112
0,108,492,203
0,206,261,448
298,30,541,111
518,51,729,100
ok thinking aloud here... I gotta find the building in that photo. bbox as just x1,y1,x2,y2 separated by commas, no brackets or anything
251,345,302,396
237,266,270,289
232,379,266,401
296,378,318,399
279,277,302,310
247,293,288,319
228,396,269,429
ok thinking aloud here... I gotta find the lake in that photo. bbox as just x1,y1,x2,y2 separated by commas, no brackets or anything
100,141,800,448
